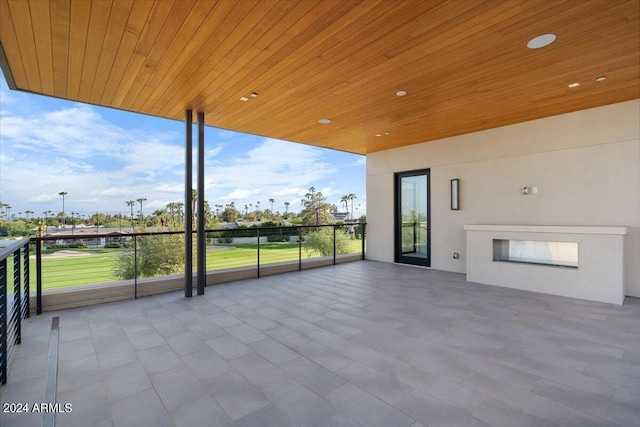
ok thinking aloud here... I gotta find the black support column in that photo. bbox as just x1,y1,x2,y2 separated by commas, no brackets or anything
184,110,193,297
197,112,206,295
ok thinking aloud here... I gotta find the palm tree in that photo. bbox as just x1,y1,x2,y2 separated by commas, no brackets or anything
166,202,176,224
348,193,357,219
58,191,68,225
269,198,274,213
126,200,136,224
340,195,349,214
244,205,249,215
284,201,290,214
137,198,147,226
175,203,184,221
153,209,168,228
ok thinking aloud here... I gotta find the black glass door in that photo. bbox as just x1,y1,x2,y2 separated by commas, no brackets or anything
395,169,430,267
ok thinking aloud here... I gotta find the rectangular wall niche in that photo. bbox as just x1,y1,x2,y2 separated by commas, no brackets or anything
493,239,578,268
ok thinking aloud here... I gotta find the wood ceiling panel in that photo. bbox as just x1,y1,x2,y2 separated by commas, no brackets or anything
0,0,27,89
137,0,239,113
50,0,70,98
145,0,277,116
121,0,198,111
77,0,112,101
29,0,54,94
1,0,638,155
161,0,349,119
89,0,133,103
67,0,91,99
99,0,154,105
111,0,175,106
6,0,41,92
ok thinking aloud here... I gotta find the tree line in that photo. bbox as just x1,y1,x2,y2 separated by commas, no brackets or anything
0,188,363,237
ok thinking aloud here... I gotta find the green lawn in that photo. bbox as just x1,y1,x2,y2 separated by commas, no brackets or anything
25,240,363,290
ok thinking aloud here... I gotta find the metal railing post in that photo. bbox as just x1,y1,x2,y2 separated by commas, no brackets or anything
298,227,302,271
361,223,366,260
333,225,336,265
134,235,138,300
36,239,42,314
257,229,261,278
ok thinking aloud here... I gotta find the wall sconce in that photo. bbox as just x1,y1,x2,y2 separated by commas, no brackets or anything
451,179,460,210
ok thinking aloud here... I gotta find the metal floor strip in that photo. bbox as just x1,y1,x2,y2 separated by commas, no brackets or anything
42,316,59,427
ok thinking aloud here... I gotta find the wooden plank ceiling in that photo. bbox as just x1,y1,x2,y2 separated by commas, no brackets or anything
1,0,638,155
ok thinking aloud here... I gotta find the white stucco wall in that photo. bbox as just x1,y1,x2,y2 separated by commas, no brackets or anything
366,100,640,298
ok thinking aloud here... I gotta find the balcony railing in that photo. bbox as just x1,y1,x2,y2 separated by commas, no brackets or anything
1,238,30,385
29,223,366,313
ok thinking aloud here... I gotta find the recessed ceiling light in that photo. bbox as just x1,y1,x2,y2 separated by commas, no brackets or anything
595,76,607,82
568,82,580,88
375,133,382,137
318,118,331,124
396,90,407,97
527,33,556,49
250,92,258,98
385,132,390,135
239,96,249,102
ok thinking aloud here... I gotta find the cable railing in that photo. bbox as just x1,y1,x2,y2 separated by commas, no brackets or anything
1,238,30,385
30,223,366,312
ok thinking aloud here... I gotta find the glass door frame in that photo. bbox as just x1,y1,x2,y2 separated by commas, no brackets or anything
394,169,431,267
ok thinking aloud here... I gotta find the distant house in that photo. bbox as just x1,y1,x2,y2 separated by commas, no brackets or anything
43,226,158,248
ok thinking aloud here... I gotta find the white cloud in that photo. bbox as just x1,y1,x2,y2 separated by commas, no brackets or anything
153,184,183,193
91,187,133,196
27,193,58,203
208,139,336,191
206,146,223,159
273,187,307,197
225,188,261,200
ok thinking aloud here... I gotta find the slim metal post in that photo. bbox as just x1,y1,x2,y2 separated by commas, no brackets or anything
333,226,336,265
36,239,42,314
298,227,302,271
134,235,138,300
185,110,193,297
257,229,261,278
197,111,206,295
361,223,366,260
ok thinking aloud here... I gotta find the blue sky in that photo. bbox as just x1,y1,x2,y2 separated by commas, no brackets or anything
0,70,365,219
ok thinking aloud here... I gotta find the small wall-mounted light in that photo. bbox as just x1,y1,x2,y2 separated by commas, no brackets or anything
451,179,460,210
522,187,530,195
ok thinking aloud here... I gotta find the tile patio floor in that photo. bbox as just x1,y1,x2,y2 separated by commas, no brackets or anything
1,261,639,427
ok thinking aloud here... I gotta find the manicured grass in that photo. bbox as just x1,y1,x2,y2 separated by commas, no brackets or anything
27,240,363,290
